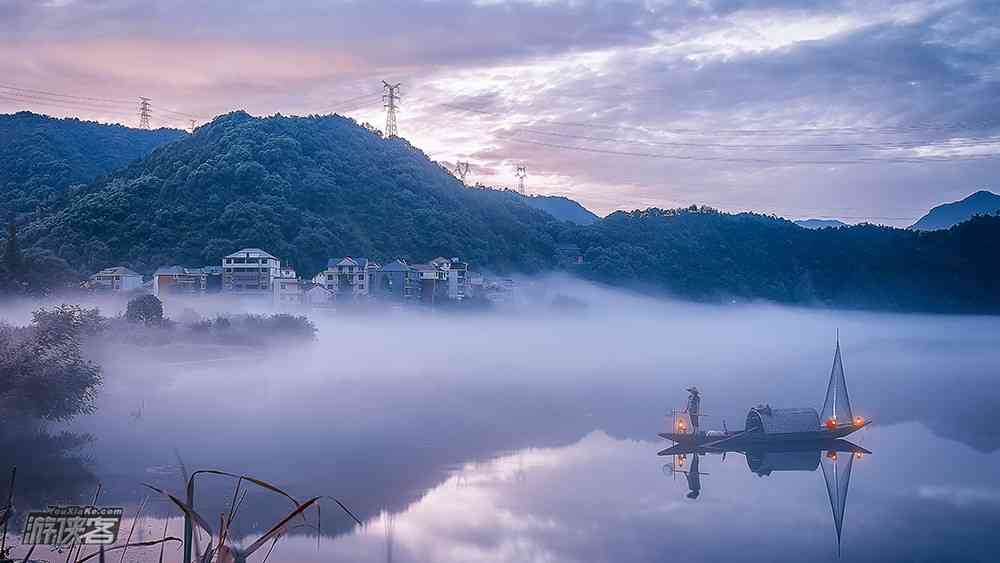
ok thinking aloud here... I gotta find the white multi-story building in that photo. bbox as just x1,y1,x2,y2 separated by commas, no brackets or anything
222,248,281,296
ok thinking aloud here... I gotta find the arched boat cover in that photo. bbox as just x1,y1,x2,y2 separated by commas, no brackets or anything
746,407,820,434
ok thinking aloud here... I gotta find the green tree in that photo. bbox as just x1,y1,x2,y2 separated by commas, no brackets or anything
0,305,104,421
3,220,18,274
125,294,164,325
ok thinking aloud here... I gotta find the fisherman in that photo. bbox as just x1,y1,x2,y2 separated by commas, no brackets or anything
685,386,701,432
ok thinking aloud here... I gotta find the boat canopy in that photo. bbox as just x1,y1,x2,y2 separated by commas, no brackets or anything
746,406,820,434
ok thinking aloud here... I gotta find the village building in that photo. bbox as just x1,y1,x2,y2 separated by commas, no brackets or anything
272,265,304,305
86,266,143,292
429,257,470,300
152,266,223,298
303,283,336,308
319,257,379,298
222,248,281,296
371,259,419,301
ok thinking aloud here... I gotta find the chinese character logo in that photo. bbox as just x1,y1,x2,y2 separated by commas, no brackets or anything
22,506,123,545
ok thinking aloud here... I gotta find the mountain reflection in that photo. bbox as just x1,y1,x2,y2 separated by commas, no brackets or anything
662,439,869,555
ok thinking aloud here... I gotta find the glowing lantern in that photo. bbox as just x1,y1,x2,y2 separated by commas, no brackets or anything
854,452,863,459
853,416,864,427
824,417,837,430
826,451,838,461
676,418,687,433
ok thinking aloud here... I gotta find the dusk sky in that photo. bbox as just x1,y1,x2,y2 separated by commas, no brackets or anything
3,0,998,224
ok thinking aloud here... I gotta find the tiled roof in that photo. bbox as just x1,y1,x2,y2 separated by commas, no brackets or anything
225,248,278,260
94,266,141,277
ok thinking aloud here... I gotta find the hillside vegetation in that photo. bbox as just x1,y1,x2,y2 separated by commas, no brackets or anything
0,112,186,221
570,207,1000,313
3,112,1000,313
19,112,563,276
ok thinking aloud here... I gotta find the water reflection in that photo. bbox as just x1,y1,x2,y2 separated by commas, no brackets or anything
661,440,869,554
4,291,1000,561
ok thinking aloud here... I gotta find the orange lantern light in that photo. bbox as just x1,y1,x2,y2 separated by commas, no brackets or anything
826,451,838,461
853,416,864,427
824,417,837,430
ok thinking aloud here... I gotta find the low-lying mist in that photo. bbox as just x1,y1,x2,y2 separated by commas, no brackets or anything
3,274,998,548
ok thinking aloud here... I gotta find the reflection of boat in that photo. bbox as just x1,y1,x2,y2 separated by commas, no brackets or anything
660,439,868,555
657,339,872,555
658,340,870,450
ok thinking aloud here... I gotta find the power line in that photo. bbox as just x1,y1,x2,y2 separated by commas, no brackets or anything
440,101,1000,138
0,83,133,105
509,126,1000,153
319,91,384,114
0,89,135,112
498,133,1000,165
0,93,137,118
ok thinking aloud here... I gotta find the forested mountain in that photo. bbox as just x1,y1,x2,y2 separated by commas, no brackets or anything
3,111,1000,313
17,111,564,277
568,206,1000,313
517,194,600,225
910,190,1000,231
0,112,185,221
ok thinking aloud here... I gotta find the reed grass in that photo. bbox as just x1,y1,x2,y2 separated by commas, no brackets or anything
144,467,361,563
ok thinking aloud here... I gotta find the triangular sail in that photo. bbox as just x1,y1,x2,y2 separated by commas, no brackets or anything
821,340,853,423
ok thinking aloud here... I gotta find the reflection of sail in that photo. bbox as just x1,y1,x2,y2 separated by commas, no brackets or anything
821,340,854,424
820,450,855,556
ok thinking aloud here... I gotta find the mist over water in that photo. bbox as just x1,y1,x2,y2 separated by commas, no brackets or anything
4,276,1000,562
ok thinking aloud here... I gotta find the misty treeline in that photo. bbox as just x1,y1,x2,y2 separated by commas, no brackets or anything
568,206,1000,313
108,294,318,344
2,111,1000,313
1,299,315,421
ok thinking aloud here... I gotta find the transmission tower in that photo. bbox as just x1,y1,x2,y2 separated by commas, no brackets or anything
382,81,402,137
454,161,471,185
515,165,528,195
189,119,197,132
137,97,152,129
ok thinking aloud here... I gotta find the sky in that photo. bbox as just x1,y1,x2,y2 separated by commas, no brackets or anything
2,0,999,225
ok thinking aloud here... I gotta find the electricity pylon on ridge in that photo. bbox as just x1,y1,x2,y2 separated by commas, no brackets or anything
515,165,528,195
189,119,197,132
382,81,402,137
454,161,471,185
137,97,152,129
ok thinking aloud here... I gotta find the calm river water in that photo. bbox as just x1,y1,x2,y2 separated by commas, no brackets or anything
5,288,1000,562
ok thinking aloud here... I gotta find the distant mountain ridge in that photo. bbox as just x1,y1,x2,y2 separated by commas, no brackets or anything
517,194,600,225
4,112,1000,314
795,218,847,229
910,190,1000,231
